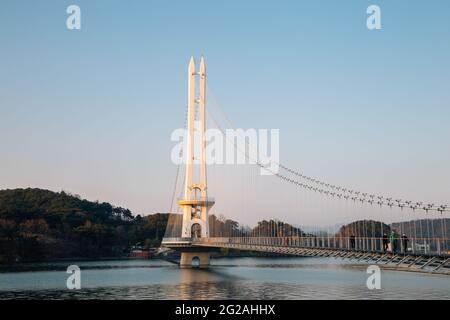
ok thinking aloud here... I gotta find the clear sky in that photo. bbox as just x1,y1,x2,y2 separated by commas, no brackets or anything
1,1,449,226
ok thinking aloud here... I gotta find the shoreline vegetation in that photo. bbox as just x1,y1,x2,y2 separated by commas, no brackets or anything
1,188,449,265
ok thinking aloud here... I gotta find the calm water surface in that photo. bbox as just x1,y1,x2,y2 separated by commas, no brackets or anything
0,257,449,299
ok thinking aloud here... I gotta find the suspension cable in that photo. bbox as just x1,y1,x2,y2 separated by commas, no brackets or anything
205,88,449,214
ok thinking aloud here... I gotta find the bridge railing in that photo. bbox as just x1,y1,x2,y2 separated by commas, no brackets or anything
195,236,449,257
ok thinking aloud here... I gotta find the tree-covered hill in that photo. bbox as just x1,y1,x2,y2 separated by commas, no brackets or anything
0,188,168,263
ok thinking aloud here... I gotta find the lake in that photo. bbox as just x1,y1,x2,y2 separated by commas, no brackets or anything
0,257,449,299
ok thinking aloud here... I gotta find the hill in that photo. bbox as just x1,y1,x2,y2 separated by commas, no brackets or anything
0,188,168,263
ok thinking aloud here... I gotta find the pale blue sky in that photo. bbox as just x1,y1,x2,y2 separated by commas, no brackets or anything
1,1,449,225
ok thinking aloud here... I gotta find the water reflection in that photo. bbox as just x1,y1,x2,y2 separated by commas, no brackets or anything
0,257,449,300
177,268,246,300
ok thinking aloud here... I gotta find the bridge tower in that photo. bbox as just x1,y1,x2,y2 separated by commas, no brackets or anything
172,56,215,268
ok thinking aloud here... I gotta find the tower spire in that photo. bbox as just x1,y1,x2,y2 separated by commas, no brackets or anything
178,56,215,239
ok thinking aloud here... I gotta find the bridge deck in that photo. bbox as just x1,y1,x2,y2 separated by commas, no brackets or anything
194,241,449,274
161,237,450,273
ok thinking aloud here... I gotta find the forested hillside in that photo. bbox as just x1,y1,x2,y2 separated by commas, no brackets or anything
0,188,168,263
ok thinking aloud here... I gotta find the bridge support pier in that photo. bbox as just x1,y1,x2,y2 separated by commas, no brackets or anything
180,252,210,268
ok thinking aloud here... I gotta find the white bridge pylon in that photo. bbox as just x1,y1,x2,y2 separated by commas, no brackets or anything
178,56,215,239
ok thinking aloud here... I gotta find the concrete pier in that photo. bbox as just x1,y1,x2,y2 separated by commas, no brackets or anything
180,252,211,268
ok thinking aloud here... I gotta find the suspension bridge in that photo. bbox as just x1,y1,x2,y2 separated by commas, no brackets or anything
162,57,450,273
